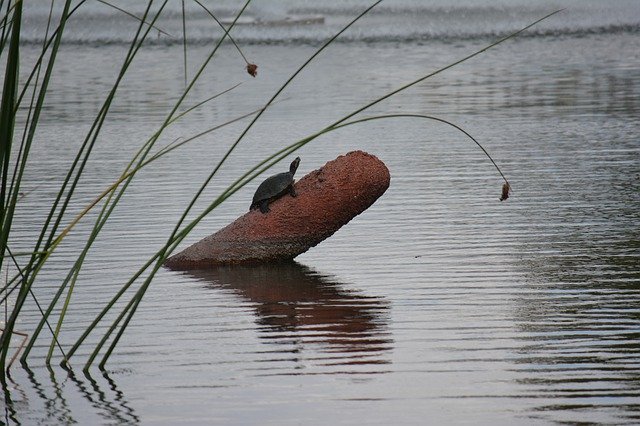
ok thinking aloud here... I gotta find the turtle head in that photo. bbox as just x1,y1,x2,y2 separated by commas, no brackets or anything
289,157,301,175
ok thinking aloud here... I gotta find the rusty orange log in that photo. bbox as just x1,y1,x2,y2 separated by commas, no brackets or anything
164,151,390,269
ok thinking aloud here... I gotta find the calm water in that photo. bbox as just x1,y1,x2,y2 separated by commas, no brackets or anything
3,1,640,425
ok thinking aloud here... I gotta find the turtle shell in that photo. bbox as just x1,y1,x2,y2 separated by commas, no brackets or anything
251,171,293,208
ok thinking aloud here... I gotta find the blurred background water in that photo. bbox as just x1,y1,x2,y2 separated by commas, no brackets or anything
2,0,640,424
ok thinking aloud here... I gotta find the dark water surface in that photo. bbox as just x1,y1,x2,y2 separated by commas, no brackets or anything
3,1,640,425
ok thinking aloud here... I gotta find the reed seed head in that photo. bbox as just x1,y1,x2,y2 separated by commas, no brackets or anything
500,182,510,201
246,63,258,77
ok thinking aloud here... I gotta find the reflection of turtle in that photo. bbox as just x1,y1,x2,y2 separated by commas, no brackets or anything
250,157,300,213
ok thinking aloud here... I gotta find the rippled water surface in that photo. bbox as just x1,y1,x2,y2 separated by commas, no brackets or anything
2,1,640,425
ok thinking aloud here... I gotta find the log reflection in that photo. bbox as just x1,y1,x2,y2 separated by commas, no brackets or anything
187,263,393,368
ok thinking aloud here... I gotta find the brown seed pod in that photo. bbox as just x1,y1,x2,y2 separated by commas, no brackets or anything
499,182,510,201
246,63,258,77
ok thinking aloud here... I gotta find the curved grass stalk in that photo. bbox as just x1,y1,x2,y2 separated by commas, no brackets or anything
192,0,251,66
0,0,26,379
172,112,508,236
79,112,478,370
334,114,509,184
152,113,501,269
181,0,187,87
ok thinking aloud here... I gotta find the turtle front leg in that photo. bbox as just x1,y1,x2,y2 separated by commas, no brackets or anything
259,200,270,214
289,184,297,197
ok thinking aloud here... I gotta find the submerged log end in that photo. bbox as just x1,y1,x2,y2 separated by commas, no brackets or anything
164,151,390,269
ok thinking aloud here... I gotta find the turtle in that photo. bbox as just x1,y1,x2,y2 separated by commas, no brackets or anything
250,157,301,214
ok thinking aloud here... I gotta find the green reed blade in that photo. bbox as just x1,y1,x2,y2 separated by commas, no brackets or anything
193,0,250,64
332,114,510,184
10,0,55,213
181,0,187,87
0,0,23,379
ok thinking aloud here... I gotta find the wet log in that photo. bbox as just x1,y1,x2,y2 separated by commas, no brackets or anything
164,150,390,269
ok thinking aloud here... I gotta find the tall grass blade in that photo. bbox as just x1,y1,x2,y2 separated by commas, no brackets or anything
181,0,187,87
193,0,250,65
11,0,55,213
2,0,97,373
0,0,23,380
